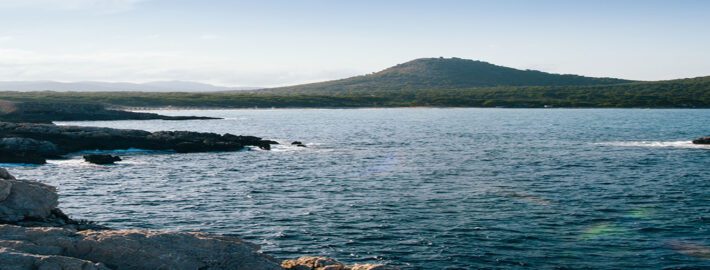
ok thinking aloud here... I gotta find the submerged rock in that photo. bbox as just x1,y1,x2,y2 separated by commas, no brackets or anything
83,154,122,165
692,136,710,145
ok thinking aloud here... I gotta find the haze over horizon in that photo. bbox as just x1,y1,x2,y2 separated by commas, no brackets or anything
1,0,709,87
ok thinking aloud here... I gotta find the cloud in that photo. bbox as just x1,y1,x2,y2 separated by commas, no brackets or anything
0,0,148,11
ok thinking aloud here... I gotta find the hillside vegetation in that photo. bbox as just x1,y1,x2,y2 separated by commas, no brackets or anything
0,58,707,108
259,57,633,94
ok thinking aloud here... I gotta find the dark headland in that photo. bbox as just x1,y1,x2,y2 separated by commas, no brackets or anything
0,100,219,123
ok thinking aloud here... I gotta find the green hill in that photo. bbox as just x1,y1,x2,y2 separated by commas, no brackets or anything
0,58,707,108
261,57,634,94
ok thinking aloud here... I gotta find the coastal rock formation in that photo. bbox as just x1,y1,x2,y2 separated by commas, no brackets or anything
0,122,279,164
692,136,710,145
83,154,122,165
281,256,396,270
0,225,282,270
0,137,61,164
0,173,58,223
0,100,220,123
0,247,110,270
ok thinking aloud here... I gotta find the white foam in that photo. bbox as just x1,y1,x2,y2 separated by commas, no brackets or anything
597,141,710,149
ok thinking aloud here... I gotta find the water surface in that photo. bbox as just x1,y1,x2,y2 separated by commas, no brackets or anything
10,108,710,269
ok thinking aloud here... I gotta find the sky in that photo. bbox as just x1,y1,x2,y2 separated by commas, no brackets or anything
0,0,709,87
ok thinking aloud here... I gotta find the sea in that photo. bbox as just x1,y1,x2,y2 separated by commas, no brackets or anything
7,108,710,269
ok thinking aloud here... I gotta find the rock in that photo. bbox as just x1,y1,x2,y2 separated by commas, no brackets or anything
0,247,111,270
281,257,398,270
0,176,58,223
83,154,122,165
0,167,15,180
0,225,282,270
291,141,307,147
0,122,280,164
0,137,60,164
692,136,710,145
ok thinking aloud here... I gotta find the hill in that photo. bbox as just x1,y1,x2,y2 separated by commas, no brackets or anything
260,57,634,94
0,58,706,108
0,75,706,108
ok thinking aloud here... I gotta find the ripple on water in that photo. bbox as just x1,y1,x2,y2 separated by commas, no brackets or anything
9,108,710,269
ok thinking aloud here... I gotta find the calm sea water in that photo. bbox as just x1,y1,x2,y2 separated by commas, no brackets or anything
8,108,710,269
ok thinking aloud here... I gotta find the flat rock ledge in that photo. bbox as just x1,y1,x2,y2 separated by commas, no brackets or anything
0,121,279,164
0,168,396,270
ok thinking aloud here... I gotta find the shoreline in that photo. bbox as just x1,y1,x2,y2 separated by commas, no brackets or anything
125,106,710,111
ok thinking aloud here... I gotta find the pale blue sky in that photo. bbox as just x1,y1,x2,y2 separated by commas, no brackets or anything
0,0,708,86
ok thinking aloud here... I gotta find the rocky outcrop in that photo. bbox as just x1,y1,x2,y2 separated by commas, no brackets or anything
0,247,110,270
0,137,61,164
291,141,307,147
281,256,396,270
0,174,58,223
0,169,106,230
0,100,220,123
0,225,283,270
692,136,710,145
0,122,279,164
83,154,122,165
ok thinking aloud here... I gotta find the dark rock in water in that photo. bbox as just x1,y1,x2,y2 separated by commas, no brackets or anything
0,137,58,164
0,100,220,123
291,141,307,147
0,122,280,164
83,155,122,165
692,136,710,145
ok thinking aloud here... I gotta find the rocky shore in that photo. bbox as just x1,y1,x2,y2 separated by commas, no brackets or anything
0,168,395,270
0,121,278,164
0,100,219,123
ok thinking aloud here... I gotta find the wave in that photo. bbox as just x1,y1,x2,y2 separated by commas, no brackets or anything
597,141,710,149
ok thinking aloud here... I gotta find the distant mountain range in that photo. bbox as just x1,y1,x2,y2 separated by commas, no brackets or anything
0,80,257,92
259,57,636,94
